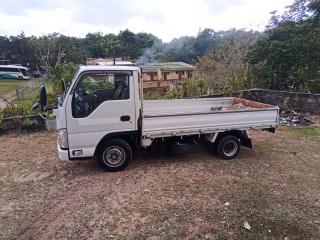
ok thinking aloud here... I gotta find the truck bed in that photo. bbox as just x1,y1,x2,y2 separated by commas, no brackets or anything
141,97,279,139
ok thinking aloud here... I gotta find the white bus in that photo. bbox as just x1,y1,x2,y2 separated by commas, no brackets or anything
0,65,30,80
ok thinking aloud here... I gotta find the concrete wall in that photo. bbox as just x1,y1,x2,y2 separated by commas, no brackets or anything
241,89,320,113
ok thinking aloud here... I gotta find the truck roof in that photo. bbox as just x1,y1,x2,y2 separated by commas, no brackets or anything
78,65,140,73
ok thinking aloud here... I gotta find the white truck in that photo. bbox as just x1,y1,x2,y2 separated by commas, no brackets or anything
50,65,279,172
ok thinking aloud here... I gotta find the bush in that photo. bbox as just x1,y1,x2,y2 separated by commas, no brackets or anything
182,78,208,97
3,105,33,118
22,118,38,127
144,91,166,100
165,90,183,99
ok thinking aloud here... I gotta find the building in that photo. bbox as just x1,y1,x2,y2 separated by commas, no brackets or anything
85,60,197,91
140,62,196,90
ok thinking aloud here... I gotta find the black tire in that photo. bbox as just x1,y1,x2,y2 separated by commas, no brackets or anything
18,76,23,80
216,135,240,160
97,139,132,172
0,75,4,79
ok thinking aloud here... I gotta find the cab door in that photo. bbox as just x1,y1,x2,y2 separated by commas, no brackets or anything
65,70,137,159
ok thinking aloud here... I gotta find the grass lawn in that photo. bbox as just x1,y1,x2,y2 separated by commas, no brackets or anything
12,81,54,106
0,79,30,98
13,87,40,105
0,77,52,107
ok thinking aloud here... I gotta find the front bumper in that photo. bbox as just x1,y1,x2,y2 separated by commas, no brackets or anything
57,141,70,161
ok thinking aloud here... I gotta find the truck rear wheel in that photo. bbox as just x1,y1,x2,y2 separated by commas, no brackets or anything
97,139,132,172
216,135,240,160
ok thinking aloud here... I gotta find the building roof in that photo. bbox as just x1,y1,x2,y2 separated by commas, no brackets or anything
141,62,196,73
140,65,159,73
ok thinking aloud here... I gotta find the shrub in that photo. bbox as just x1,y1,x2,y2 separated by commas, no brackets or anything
3,105,33,118
22,118,38,127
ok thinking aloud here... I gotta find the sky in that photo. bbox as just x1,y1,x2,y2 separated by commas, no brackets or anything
0,0,294,42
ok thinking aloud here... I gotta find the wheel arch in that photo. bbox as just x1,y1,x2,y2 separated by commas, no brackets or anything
216,130,252,149
94,131,139,156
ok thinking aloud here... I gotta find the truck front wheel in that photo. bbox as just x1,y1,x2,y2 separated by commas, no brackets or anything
97,139,132,172
216,135,240,160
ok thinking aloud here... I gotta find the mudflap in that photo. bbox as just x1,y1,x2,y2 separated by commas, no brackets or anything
236,130,253,149
241,136,252,149
263,128,276,133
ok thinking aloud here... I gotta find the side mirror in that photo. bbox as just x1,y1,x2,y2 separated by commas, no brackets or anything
31,102,39,111
39,85,47,108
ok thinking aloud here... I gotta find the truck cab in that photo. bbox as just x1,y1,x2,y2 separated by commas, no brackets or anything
54,66,141,171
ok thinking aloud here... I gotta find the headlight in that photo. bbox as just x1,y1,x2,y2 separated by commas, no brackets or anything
58,129,69,149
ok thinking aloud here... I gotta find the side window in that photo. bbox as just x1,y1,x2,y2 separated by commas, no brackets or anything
72,72,130,118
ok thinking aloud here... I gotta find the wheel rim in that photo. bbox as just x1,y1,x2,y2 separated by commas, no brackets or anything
102,146,126,167
223,140,238,157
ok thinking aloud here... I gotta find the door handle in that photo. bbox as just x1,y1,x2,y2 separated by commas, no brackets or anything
120,115,130,122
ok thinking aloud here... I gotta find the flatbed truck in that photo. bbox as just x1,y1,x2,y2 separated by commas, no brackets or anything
51,65,279,171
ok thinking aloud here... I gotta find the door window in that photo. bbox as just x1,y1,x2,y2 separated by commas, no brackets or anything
72,72,130,118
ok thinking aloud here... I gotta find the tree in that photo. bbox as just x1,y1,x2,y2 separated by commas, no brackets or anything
84,32,105,58
248,0,320,92
196,39,251,93
58,35,86,64
52,62,77,94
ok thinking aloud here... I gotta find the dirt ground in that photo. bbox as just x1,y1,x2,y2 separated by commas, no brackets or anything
0,126,320,240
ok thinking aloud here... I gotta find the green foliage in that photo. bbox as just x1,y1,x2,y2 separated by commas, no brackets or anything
151,29,261,64
13,83,56,107
44,111,55,120
165,90,183,99
80,81,104,92
164,78,209,99
46,93,58,106
0,28,262,69
2,105,33,118
22,118,38,127
223,74,247,95
196,39,252,94
143,91,166,100
291,125,320,141
53,62,77,84
144,78,209,100
52,62,77,94
247,0,320,92
181,78,208,97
